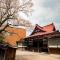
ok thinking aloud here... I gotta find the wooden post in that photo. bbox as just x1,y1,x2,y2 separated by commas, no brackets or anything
47,38,50,54
37,40,39,52
0,52,1,60
4,50,6,60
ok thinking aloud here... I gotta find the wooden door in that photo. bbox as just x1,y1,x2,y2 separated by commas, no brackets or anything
43,39,48,52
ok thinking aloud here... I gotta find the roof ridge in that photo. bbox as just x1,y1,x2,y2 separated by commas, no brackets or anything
42,23,56,32
36,24,43,28
42,23,54,27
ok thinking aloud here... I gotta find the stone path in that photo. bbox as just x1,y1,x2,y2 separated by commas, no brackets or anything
15,50,60,60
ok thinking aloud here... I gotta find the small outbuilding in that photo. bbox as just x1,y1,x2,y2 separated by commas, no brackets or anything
0,26,26,60
0,43,17,60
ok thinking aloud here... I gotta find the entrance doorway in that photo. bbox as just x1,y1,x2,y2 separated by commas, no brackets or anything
33,39,48,52
42,39,48,52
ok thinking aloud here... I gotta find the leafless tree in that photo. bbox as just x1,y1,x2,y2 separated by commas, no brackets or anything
0,0,33,32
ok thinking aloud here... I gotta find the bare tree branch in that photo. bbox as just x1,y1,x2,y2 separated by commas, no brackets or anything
0,0,33,32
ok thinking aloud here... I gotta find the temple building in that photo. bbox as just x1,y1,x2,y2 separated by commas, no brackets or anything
21,23,60,54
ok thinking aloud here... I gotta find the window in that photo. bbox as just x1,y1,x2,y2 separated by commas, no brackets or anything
57,38,60,48
48,38,60,48
17,42,23,47
23,40,29,46
43,39,47,44
29,40,33,46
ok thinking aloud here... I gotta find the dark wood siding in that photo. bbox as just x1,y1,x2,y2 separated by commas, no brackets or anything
0,44,16,60
48,48,60,54
6,48,16,60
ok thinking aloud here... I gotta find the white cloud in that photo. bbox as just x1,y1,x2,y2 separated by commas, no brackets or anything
19,0,60,31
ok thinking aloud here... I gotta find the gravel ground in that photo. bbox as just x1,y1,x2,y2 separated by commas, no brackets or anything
15,50,60,60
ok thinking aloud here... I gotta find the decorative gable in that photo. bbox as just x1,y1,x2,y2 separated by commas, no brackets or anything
31,24,45,35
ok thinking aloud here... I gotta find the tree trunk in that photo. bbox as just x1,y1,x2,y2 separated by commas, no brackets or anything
0,24,9,33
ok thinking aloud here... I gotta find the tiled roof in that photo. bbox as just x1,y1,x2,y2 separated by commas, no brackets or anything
26,31,60,38
30,23,56,38
31,24,45,35
32,31,54,36
42,23,56,32
31,23,56,35
27,31,54,38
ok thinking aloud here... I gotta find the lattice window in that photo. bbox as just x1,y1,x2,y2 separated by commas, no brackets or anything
29,40,33,46
48,38,60,48
43,39,47,44
58,38,60,48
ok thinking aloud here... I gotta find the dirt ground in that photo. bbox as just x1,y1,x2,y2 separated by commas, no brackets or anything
15,50,60,60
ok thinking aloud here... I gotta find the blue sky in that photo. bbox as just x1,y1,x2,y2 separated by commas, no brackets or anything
19,0,60,31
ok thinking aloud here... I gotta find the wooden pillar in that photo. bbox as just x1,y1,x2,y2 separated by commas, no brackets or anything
47,38,50,54
13,48,16,60
0,50,2,60
0,49,6,60
4,49,7,60
37,40,39,52
32,40,34,52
